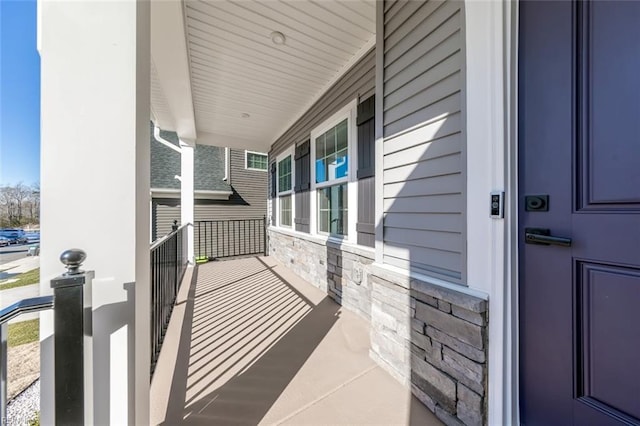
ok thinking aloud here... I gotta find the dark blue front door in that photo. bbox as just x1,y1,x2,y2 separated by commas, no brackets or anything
519,1,640,424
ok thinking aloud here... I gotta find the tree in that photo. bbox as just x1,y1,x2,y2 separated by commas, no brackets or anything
0,183,40,227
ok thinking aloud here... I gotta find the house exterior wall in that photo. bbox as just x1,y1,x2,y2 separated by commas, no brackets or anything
270,49,376,159
195,149,267,220
152,200,180,240
268,1,493,425
151,142,268,241
381,0,466,283
269,229,375,321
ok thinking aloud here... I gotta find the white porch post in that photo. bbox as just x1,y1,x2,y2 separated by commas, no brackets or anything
39,1,150,425
180,140,195,263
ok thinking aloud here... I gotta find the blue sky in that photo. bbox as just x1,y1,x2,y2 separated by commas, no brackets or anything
0,0,40,186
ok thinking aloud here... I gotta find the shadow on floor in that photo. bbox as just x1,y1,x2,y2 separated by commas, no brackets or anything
161,258,339,425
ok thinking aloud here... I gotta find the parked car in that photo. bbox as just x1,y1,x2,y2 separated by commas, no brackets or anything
0,229,26,244
0,236,10,247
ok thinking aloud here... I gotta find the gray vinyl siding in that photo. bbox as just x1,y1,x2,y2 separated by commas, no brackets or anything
152,200,180,241
269,49,375,239
270,48,375,158
152,149,267,242
382,0,465,282
194,149,267,220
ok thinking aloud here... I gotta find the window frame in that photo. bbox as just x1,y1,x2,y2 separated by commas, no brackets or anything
310,99,358,242
276,148,295,228
245,150,268,171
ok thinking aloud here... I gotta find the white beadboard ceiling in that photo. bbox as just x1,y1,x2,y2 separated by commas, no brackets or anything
151,0,375,151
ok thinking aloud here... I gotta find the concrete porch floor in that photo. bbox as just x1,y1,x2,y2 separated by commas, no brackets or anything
151,256,441,425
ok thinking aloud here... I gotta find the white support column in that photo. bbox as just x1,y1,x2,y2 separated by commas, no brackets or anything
39,1,150,424
180,140,195,263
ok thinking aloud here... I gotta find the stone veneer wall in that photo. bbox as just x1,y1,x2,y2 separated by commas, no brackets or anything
268,229,374,320
369,267,488,426
268,229,488,426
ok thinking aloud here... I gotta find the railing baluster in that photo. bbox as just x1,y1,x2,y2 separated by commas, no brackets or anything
150,224,189,378
192,218,268,260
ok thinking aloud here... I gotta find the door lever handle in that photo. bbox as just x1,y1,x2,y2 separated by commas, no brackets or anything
525,228,572,247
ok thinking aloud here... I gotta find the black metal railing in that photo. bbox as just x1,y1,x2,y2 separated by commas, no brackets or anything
1,248,92,425
195,217,267,260
150,224,188,376
1,296,54,422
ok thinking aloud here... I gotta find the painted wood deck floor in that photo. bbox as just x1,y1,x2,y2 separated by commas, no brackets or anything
151,256,441,425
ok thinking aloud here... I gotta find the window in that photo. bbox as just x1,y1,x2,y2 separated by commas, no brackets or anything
313,117,351,237
315,119,348,183
280,195,292,227
278,155,293,227
318,184,347,234
278,156,292,192
246,151,268,171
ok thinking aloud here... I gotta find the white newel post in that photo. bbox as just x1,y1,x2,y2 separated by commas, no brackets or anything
180,141,195,263
39,1,150,424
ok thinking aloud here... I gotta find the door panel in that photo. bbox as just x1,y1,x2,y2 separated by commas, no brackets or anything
582,2,640,206
519,1,640,425
576,262,640,420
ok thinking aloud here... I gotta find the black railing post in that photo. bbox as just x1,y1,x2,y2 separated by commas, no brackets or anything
0,321,7,423
50,249,93,425
263,215,268,257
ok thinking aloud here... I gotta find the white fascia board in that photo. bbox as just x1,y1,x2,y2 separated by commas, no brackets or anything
150,1,196,141
150,188,232,200
197,131,269,152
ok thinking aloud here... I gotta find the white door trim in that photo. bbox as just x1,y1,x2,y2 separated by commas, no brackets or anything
464,1,519,424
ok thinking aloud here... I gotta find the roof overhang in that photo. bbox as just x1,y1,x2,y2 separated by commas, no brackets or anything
150,0,375,151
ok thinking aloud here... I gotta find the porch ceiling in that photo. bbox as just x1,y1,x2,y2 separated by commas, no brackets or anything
151,0,375,151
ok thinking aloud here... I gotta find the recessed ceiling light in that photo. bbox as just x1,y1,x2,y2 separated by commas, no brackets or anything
241,113,250,118
270,31,286,45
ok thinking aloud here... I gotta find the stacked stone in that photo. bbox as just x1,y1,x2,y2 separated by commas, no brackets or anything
270,229,488,425
410,280,487,426
268,229,374,321
369,272,488,426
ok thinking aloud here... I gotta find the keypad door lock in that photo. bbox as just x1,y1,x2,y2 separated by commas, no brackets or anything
525,195,549,211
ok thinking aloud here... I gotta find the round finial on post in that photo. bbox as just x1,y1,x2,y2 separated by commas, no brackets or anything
60,249,87,275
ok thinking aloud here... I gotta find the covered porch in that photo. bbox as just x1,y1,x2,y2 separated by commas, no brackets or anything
36,0,509,424
150,256,440,425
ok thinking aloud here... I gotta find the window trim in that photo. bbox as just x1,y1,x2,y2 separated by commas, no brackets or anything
276,148,295,228
245,150,268,171
310,99,358,242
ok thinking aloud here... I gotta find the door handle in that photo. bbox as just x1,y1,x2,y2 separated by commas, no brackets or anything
525,228,572,247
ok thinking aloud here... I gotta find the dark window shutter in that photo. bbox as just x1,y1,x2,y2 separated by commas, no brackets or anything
357,96,375,179
270,162,276,198
294,140,311,192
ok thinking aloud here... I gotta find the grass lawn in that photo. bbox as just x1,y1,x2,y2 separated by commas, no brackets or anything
8,319,39,347
0,267,40,290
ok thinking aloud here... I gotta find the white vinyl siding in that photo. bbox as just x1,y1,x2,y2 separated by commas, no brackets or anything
382,0,465,282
